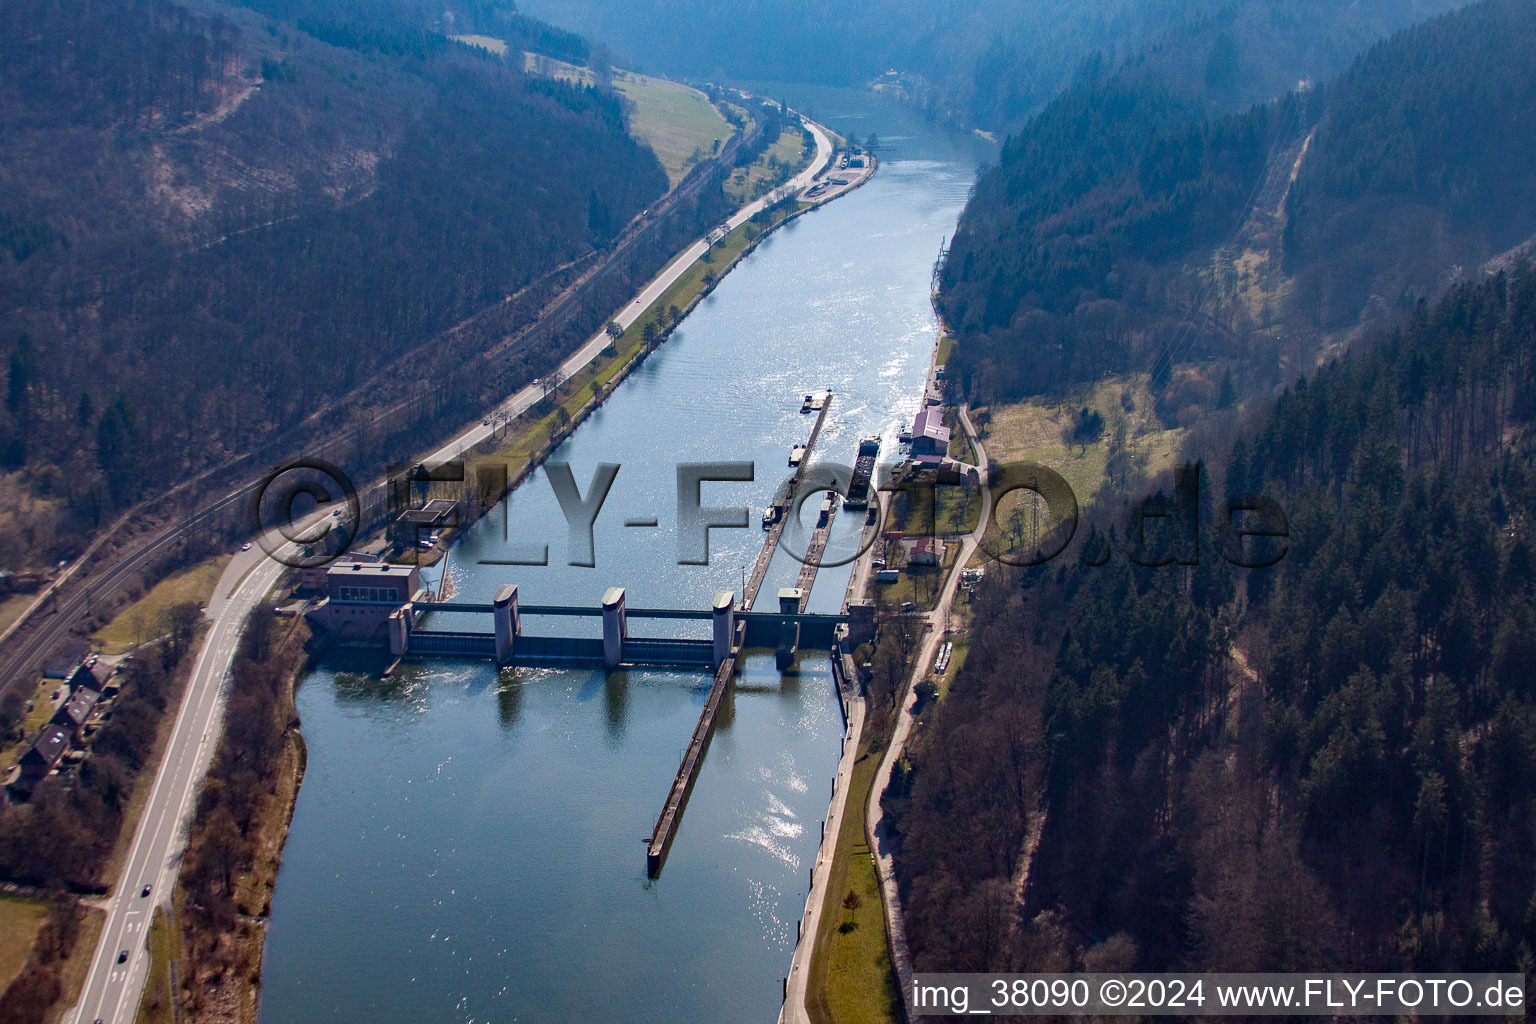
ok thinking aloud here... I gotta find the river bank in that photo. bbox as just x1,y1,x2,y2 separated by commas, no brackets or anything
257,84,986,1024
149,111,854,1024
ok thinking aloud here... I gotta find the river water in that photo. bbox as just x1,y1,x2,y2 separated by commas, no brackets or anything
258,85,987,1024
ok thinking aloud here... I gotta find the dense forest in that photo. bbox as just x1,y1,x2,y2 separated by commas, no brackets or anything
520,0,1458,130
939,0,1536,411
1284,0,1536,329
891,261,1536,977
939,83,1309,401
0,0,668,556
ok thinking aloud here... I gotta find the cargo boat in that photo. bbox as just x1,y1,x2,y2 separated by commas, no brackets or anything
844,436,880,509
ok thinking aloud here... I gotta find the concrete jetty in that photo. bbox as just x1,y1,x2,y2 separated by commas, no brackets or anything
647,591,741,875
791,492,840,612
743,395,833,611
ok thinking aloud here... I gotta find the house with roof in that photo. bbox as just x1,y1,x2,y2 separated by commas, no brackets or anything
52,686,101,743
907,536,947,567
67,658,112,695
19,724,71,781
910,407,951,460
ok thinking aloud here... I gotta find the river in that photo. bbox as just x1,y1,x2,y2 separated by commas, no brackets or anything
258,85,988,1024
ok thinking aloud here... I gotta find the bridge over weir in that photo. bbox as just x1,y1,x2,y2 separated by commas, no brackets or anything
398,588,848,670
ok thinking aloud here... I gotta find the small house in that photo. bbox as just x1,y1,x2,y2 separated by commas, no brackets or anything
19,724,71,781
52,686,101,742
909,408,951,458
907,536,947,567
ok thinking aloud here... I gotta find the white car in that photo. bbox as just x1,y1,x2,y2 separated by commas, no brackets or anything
241,542,252,552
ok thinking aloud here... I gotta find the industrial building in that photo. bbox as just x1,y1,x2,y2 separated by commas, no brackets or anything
308,561,425,641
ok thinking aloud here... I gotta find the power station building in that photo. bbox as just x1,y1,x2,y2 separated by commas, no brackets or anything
309,561,424,641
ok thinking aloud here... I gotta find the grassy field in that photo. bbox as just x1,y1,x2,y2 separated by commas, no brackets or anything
934,331,956,366
94,557,227,654
44,906,103,1024
943,407,976,465
883,469,983,542
0,591,36,635
523,54,732,187
806,736,901,1024
974,372,1186,513
134,907,180,1024
724,127,811,204
0,894,49,994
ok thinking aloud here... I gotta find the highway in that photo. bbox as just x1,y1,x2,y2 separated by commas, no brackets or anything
423,119,833,467
69,542,288,1024
66,116,835,1024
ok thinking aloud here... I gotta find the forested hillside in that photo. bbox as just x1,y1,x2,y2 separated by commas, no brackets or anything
939,84,1309,401
520,0,1458,130
891,262,1536,976
0,0,668,553
939,0,1536,412
1284,0,1536,329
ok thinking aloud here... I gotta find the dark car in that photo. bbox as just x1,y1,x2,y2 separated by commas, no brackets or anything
117,949,128,963
141,884,152,897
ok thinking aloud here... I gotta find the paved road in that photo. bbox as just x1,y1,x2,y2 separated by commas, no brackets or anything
69,538,289,1024
865,404,991,1019
780,404,991,1024
423,119,833,468
67,116,836,1024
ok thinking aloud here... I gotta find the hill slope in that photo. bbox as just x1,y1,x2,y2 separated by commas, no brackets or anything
894,259,1536,976
520,0,1460,130
938,0,1536,414
0,0,669,543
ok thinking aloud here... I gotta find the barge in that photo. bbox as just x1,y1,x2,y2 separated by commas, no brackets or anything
844,436,880,509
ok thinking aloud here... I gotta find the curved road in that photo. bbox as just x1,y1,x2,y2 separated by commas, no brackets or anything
864,404,991,1017
68,116,835,1024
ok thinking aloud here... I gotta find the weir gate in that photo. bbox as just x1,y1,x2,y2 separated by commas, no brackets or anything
394,586,849,670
